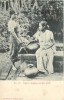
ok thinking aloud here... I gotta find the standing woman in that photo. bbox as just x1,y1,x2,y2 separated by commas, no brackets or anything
7,10,21,79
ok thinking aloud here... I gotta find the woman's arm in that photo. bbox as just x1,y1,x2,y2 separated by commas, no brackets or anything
44,32,55,49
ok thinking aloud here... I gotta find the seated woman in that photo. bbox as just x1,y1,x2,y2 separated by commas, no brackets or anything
33,21,56,74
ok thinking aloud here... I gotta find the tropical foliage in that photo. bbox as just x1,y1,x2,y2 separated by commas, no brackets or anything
0,0,63,52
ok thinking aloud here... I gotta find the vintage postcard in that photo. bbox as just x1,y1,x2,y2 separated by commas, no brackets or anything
0,0,64,100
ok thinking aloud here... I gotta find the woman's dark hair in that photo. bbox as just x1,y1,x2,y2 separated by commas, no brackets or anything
39,21,47,27
39,21,50,30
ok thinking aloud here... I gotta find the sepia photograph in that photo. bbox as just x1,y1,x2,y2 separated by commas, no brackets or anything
0,0,63,80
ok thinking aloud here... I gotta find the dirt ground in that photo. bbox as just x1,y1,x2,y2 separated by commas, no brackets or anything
0,52,63,80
